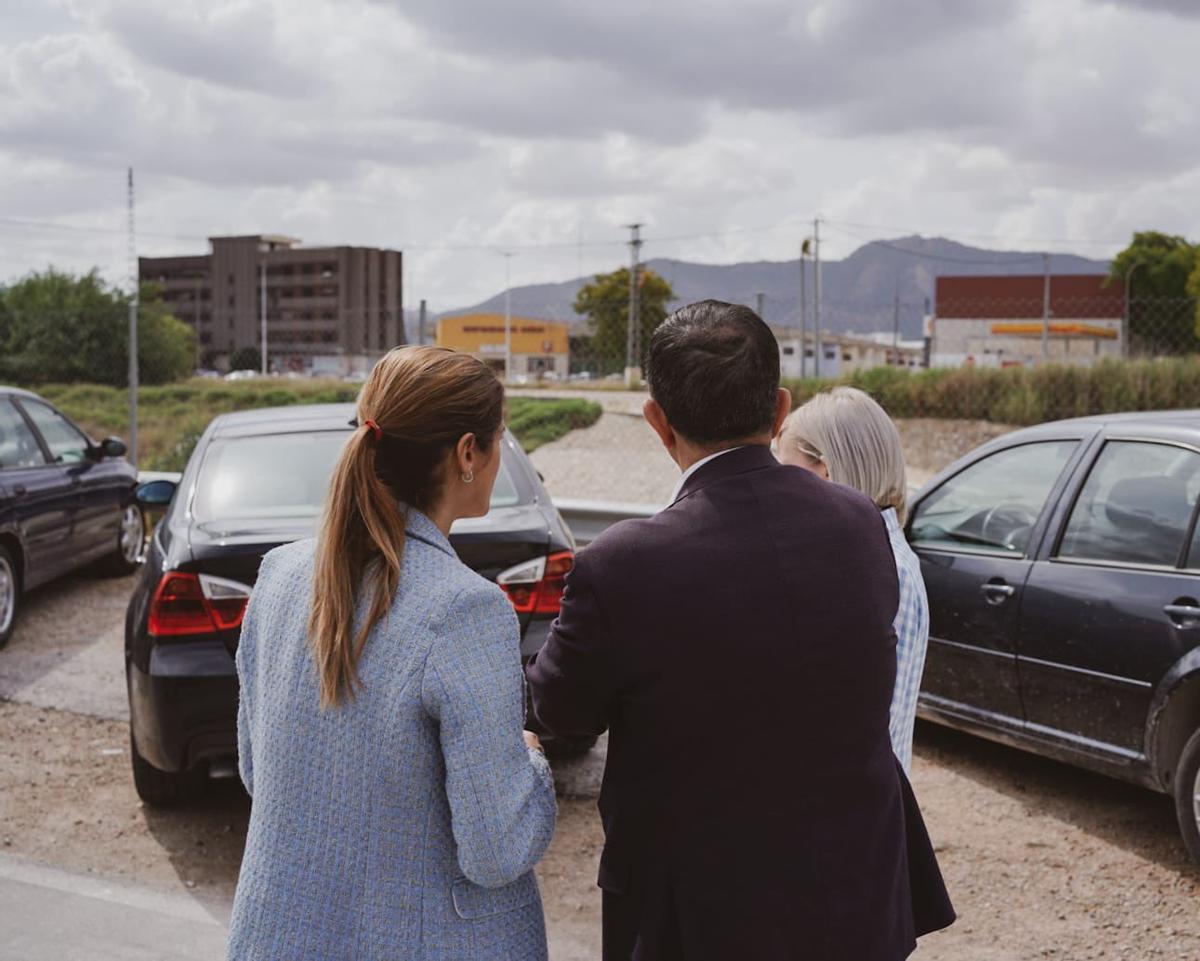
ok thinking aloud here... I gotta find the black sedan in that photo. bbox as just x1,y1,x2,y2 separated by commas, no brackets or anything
125,403,580,804
907,409,1200,862
0,386,140,648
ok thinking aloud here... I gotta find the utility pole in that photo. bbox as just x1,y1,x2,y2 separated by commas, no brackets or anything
502,252,514,383
799,239,809,378
624,224,643,387
418,299,427,346
755,292,765,320
1123,261,1144,360
260,254,268,375
1041,252,1051,363
813,218,822,379
892,279,900,366
126,167,138,467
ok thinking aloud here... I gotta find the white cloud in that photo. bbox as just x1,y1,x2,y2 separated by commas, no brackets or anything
1,0,1198,311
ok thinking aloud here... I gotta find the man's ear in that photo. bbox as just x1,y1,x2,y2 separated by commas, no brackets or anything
643,398,676,452
772,388,792,439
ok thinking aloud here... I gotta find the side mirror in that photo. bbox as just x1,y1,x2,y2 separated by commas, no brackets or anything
136,479,177,508
100,437,128,458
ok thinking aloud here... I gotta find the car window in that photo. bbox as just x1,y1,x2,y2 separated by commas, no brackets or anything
191,430,523,523
1059,441,1200,568
909,441,1078,557
19,400,90,464
0,400,47,470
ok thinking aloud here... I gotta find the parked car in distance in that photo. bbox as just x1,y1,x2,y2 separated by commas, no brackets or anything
223,369,259,382
124,403,582,804
907,410,1200,863
0,387,141,648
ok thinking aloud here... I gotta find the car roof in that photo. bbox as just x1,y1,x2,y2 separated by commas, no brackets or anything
0,386,43,402
210,403,357,438
1001,408,1200,442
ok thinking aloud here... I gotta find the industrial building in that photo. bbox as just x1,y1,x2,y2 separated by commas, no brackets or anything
774,327,924,379
139,234,404,375
931,274,1122,369
436,314,570,380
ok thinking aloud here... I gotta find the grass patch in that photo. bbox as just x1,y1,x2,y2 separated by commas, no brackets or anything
34,378,601,470
506,396,602,451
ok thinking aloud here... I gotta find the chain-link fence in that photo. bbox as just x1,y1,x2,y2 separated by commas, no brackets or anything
4,255,1200,489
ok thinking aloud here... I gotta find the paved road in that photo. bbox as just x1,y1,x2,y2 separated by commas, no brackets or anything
0,854,228,961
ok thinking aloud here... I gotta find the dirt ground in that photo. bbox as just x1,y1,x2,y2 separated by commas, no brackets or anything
2,555,1199,959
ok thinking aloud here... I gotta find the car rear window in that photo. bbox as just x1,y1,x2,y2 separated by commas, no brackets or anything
191,430,522,523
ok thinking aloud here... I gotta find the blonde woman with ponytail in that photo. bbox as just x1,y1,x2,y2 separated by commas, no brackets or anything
228,347,556,961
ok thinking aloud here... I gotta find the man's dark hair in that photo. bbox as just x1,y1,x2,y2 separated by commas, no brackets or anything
645,299,780,445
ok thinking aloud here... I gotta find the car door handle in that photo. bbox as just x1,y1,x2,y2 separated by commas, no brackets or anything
1164,603,1200,626
12,484,26,497
980,581,1016,604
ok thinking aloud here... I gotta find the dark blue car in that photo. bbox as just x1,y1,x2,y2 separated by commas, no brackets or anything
0,387,142,648
908,410,1200,863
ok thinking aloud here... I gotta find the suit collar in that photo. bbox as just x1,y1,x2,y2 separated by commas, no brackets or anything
672,444,778,505
404,506,456,558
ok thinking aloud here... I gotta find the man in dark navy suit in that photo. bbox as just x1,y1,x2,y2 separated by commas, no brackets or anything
527,300,954,961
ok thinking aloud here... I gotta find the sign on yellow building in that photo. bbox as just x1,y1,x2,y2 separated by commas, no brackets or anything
436,313,570,378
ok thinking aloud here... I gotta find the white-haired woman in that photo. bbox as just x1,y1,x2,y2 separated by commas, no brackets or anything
777,386,928,772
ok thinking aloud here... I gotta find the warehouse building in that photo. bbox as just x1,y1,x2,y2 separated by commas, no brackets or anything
436,314,570,380
931,274,1122,368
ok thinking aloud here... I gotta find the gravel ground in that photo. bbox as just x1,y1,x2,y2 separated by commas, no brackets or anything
3,528,1199,959
514,388,1016,504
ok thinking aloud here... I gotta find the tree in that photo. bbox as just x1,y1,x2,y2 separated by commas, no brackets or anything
572,267,676,374
0,268,195,386
1107,232,1200,353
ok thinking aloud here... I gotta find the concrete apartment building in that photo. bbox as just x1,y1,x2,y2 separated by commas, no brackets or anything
139,234,404,374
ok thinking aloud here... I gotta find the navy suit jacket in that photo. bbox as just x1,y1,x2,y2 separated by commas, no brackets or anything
526,445,954,961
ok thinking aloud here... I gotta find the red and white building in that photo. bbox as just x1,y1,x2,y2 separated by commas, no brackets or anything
931,274,1123,369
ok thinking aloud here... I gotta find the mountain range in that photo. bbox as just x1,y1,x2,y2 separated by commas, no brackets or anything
433,236,1111,341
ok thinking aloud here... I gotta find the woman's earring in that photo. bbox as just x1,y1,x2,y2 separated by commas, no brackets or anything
461,470,475,484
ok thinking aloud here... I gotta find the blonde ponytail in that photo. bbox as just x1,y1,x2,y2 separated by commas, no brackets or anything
307,346,503,708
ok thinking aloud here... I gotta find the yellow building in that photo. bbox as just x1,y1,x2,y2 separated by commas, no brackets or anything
436,313,570,380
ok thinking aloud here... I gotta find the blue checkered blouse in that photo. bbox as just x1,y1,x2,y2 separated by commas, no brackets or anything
883,507,930,772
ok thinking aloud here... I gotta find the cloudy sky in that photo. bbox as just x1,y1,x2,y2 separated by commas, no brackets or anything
1,0,1197,309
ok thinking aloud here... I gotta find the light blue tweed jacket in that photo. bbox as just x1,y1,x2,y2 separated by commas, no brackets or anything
228,509,556,961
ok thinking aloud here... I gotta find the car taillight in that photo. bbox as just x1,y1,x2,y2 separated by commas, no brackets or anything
148,572,252,638
497,551,575,615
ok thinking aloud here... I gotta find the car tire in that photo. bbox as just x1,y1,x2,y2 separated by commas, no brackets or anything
544,734,598,759
100,505,145,576
1174,726,1200,866
130,730,204,805
0,544,18,650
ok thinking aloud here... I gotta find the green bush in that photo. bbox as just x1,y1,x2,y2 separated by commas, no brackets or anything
783,357,1200,426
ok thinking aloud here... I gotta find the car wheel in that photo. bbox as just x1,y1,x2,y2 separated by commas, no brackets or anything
130,730,204,805
0,544,18,650
100,505,145,576
544,734,598,759
1174,726,1200,866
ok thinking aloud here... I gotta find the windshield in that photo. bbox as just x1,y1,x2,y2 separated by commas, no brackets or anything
191,430,522,523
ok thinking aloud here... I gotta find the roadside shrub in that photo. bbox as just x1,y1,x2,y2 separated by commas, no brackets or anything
783,357,1200,426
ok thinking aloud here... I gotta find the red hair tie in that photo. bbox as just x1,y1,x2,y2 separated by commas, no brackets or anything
363,419,383,443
